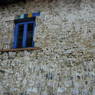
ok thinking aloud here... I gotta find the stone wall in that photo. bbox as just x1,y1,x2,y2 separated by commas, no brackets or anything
0,0,95,95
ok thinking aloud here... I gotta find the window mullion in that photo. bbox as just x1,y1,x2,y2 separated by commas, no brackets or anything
22,23,27,48
32,23,36,47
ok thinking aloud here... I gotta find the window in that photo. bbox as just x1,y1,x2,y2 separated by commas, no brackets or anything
17,24,24,48
13,22,35,48
27,23,34,47
13,12,40,49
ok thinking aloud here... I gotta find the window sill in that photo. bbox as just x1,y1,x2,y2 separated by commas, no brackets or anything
0,47,41,52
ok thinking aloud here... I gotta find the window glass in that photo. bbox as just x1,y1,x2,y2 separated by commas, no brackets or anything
17,24,24,48
26,23,34,47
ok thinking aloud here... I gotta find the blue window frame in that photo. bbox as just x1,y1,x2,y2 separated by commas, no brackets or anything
13,21,36,48
13,12,40,49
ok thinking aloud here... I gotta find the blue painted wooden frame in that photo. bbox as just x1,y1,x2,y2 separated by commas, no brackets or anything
13,24,19,48
13,21,36,48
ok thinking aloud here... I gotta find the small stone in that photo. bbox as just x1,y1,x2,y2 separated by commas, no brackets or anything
82,89,89,95
92,89,95,95
42,91,48,95
9,52,16,58
32,88,38,93
46,72,53,80
2,52,8,60
10,88,17,92
57,87,66,93
0,70,5,73
27,88,38,94
27,88,33,93
72,89,79,95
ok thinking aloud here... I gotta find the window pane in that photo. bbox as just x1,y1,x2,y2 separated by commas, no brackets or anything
26,23,34,47
17,24,24,48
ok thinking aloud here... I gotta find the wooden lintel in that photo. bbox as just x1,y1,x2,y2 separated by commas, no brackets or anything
0,47,41,52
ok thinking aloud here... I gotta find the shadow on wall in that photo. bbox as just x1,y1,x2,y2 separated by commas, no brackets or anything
62,0,82,4
0,0,26,5
0,0,82,5
0,0,95,6
36,0,82,4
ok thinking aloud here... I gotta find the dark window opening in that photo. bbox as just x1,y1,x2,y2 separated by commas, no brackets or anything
26,23,34,47
17,24,24,48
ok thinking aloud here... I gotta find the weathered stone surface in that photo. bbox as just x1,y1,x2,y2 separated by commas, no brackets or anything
0,0,95,95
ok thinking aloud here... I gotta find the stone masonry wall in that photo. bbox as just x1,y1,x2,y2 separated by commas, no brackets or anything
0,0,95,95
